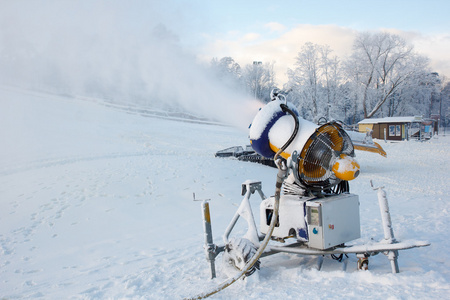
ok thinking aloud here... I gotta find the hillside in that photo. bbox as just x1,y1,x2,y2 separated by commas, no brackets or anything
0,87,449,299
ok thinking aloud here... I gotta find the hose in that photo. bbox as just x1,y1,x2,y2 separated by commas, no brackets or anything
276,104,299,164
186,104,298,300
186,168,285,300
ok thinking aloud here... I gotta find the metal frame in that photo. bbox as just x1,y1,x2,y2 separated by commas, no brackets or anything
201,181,429,279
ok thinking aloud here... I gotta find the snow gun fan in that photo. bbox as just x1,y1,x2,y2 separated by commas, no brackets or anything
249,96,360,192
292,122,359,191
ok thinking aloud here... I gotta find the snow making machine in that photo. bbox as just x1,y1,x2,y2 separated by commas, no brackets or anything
193,89,429,299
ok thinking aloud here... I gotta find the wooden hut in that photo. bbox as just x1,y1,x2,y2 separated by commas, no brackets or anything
357,116,434,141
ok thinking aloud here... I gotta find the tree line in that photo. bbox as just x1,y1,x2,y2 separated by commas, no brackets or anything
209,31,449,126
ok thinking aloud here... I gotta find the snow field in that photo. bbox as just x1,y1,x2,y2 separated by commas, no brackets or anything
0,87,449,299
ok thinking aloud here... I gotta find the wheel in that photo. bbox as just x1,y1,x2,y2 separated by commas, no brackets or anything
357,257,369,270
223,238,260,277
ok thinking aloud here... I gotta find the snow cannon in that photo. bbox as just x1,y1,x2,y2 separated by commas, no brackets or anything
249,98,360,191
190,89,430,300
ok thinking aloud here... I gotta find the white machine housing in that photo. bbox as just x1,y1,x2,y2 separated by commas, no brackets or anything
260,193,360,250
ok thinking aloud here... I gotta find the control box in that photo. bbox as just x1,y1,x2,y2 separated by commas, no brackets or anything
306,193,360,250
260,194,311,242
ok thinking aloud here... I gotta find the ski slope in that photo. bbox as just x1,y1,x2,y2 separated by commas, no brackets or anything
1,87,449,299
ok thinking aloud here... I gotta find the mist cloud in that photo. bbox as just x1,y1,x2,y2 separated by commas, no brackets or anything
0,0,261,131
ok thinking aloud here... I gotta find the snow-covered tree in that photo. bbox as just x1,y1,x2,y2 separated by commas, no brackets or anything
287,42,348,123
389,71,438,117
341,57,365,124
210,57,242,89
288,42,321,122
348,32,429,119
242,61,276,102
441,79,450,128
319,45,344,121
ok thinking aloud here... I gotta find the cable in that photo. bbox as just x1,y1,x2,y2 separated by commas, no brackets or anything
331,253,348,262
186,103,298,300
276,104,299,163
185,170,283,300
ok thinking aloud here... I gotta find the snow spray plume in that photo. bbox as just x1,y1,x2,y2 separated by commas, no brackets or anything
0,0,262,131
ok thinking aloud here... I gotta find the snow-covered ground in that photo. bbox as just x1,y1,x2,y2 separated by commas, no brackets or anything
1,86,449,299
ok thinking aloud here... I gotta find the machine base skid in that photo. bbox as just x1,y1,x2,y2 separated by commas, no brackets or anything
201,181,430,279
264,239,430,256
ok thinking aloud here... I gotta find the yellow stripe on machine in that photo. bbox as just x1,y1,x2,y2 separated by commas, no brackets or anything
269,142,291,159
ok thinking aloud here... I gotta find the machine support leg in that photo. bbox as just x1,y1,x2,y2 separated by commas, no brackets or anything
388,250,400,274
376,186,400,273
317,255,324,270
202,201,217,279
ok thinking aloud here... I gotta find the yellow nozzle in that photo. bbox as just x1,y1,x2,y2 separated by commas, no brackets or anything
332,154,360,181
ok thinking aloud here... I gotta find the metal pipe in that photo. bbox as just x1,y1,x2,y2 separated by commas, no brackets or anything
375,185,399,273
202,201,217,279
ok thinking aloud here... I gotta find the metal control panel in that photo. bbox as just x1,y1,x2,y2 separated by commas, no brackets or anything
306,193,360,250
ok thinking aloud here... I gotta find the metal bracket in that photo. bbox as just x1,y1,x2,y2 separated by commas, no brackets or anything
201,181,266,279
241,181,266,199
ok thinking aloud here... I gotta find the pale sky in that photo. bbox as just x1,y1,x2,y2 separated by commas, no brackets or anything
1,0,448,87
162,0,450,84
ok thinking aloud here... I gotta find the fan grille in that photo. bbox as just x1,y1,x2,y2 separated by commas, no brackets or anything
297,123,354,189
